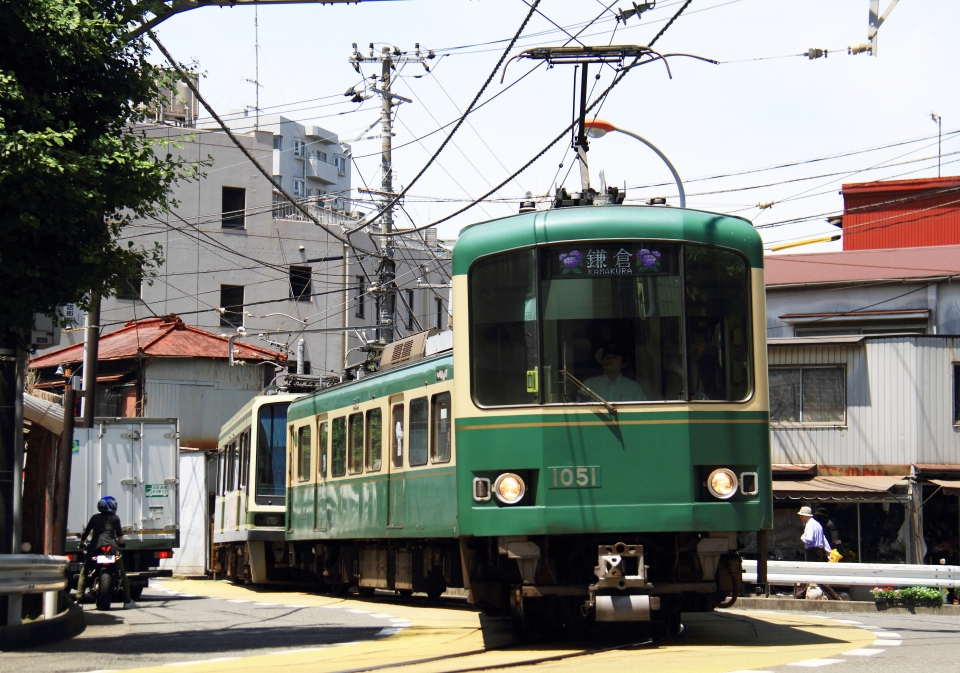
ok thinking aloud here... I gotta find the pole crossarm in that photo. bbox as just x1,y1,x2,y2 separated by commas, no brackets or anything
129,0,392,38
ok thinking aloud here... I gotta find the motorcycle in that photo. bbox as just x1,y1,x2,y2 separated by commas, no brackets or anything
77,537,124,611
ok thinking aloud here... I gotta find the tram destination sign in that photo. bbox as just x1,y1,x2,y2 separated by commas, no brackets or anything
548,243,678,279
548,465,602,489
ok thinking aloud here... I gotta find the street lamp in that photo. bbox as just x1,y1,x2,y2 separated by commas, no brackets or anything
583,119,686,209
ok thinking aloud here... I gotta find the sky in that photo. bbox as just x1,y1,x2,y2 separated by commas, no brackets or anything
152,0,960,253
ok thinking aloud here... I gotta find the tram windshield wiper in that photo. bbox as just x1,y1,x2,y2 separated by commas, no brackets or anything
559,368,617,415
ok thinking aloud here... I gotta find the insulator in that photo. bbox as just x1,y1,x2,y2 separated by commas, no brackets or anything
848,43,871,55
806,48,827,60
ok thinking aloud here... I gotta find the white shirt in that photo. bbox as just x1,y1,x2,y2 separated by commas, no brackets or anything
582,374,647,403
801,517,832,552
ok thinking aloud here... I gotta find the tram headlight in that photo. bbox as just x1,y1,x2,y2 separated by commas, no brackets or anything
493,473,526,504
707,468,738,500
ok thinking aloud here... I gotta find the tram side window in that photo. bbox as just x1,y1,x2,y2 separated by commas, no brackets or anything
216,449,225,496
470,249,538,406
297,426,312,481
226,441,236,491
318,421,328,478
431,393,451,463
331,417,346,477
392,405,404,468
348,412,364,474
366,409,382,472
684,245,751,401
238,431,249,490
409,397,428,466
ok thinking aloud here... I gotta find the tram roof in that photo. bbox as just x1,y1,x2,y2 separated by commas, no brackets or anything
452,205,762,275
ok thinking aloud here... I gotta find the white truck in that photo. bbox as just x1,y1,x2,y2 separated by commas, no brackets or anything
66,418,179,599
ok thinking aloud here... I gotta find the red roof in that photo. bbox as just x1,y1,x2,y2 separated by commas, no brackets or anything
765,244,960,286
841,175,960,196
30,316,286,368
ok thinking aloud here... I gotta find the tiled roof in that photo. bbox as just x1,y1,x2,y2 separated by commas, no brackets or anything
30,316,285,368
765,244,960,286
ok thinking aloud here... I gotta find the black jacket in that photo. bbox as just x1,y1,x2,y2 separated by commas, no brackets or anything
81,512,124,550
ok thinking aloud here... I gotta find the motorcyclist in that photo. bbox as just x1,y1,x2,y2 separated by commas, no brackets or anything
75,496,138,609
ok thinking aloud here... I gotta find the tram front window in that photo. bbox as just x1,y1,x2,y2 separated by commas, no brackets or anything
256,402,289,504
469,242,752,406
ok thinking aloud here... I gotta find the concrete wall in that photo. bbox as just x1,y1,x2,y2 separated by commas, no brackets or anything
769,335,960,466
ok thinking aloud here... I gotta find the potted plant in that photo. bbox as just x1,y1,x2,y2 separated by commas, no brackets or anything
871,586,945,607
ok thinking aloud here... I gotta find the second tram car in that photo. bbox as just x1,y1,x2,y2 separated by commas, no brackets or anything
213,393,301,582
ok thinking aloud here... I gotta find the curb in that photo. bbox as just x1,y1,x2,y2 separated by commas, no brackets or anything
0,603,85,651
727,596,960,615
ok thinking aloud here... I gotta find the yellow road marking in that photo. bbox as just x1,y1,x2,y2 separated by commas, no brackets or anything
118,581,878,673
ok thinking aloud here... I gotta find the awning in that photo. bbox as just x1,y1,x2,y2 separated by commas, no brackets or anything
773,475,906,500
929,480,960,497
772,463,817,476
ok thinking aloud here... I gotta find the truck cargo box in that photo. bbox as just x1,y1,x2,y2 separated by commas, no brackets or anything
68,418,180,550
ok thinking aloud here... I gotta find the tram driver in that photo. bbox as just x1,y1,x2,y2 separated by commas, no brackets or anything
581,341,647,403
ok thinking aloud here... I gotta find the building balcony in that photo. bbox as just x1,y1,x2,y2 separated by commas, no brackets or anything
306,157,339,185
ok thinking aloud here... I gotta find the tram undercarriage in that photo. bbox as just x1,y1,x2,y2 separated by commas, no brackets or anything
271,531,743,635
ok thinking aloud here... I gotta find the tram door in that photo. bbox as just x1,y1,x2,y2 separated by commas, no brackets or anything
387,399,404,529
314,418,328,531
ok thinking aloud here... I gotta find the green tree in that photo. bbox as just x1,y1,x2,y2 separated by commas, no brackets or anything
0,0,200,334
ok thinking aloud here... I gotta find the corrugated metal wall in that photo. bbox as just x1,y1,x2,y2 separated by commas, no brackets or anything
769,336,959,466
843,189,960,250
144,359,264,450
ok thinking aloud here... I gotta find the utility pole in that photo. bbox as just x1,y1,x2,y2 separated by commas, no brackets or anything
245,4,262,129
931,112,942,177
348,43,430,346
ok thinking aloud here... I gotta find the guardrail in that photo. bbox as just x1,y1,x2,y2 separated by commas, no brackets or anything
0,555,68,595
743,559,960,588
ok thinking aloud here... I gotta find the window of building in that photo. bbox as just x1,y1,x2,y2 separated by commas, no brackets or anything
317,150,327,162
391,404,404,468
366,408,382,472
355,276,365,318
289,265,312,301
294,139,305,157
293,179,305,197
221,187,245,228
331,417,346,477
335,156,347,174
405,289,415,331
409,397,428,466
348,412,363,474
117,261,143,300
953,363,960,425
273,136,283,151
431,393,451,463
317,421,328,478
296,426,311,482
435,297,444,329
220,285,244,328
769,366,845,424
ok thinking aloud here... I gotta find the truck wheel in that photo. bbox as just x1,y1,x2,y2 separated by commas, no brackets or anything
130,585,144,600
97,573,113,611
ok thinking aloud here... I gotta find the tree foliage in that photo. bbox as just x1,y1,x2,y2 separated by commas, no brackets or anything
0,0,199,333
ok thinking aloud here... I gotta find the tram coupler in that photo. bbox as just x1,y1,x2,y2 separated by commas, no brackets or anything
583,542,659,621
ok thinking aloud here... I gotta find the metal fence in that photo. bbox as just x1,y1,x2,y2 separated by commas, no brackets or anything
743,559,960,588
0,555,68,595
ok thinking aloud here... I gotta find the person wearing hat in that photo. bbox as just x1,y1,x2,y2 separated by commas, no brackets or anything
582,341,647,403
794,505,841,600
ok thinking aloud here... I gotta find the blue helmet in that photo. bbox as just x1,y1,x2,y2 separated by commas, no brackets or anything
97,496,118,513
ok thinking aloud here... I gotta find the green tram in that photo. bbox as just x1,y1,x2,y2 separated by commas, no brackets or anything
213,393,301,583
283,205,771,632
